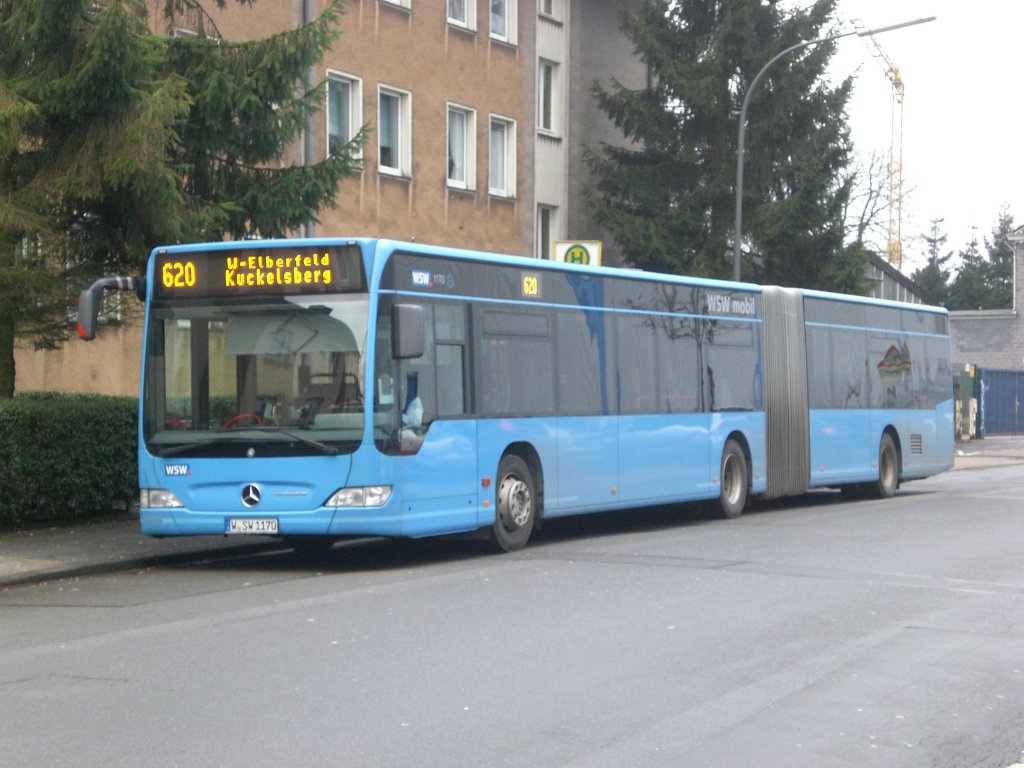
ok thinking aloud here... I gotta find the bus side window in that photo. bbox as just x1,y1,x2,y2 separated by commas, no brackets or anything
705,320,756,411
400,305,436,426
658,315,701,414
434,303,468,417
436,343,466,416
478,308,555,417
616,314,657,415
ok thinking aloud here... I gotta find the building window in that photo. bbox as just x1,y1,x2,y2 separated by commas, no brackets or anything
489,116,516,197
327,72,362,156
171,16,218,39
538,59,557,133
447,104,476,190
538,0,556,17
537,205,555,259
378,86,412,176
448,0,476,29
491,0,517,44
381,0,411,9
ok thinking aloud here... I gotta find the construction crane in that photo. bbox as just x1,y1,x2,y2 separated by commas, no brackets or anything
852,18,905,270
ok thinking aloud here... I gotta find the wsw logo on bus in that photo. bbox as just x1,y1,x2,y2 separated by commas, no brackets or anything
705,292,756,317
411,269,455,290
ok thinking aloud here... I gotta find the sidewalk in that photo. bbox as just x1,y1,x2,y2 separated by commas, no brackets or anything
3,435,1024,589
0,511,281,589
952,433,1024,471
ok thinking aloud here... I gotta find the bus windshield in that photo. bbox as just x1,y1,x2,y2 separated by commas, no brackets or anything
142,295,370,457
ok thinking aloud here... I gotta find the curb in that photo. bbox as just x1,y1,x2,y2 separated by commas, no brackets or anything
953,453,1024,471
0,539,283,590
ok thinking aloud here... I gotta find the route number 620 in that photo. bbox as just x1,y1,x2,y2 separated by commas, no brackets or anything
162,260,197,289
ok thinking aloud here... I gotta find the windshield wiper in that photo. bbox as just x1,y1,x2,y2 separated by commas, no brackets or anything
152,429,338,457
263,427,339,455
215,426,341,455
153,437,251,457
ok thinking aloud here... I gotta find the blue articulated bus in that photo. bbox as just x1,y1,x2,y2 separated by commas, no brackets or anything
77,238,954,553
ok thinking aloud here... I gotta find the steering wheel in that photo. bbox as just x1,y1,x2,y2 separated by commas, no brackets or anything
222,412,263,429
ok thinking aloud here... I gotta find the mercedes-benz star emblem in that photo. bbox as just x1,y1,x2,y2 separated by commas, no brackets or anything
241,484,261,508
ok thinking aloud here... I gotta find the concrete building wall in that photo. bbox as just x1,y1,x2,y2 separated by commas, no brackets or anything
949,230,1024,370
533,1,570,258
951,309,1020,370
15,306,144,397
566,0,645,267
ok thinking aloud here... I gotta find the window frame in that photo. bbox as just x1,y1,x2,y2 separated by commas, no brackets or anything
488,114,516,198
538,58,558,134
538,0,557,19
378,84,412,177
536,204,555,259
326,70,363,159
448,0,476,30
446,103,477,191
490,0,517,45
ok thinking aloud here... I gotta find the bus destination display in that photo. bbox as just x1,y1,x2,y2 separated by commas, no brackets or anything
153,245,365,300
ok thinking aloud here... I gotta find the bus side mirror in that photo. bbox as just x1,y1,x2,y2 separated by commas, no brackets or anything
392,304,425,359
77,276,143,341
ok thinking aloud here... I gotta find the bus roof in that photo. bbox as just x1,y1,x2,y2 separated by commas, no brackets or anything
150,237,946,315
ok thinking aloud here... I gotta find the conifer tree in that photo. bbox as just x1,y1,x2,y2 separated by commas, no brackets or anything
585,0,859,290
983,207,1014,310
0,0,359,398
944,210,1016,312
910,218,952,306
947,230,989,311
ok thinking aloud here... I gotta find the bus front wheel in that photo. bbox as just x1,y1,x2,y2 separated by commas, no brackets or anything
490,454,536,552
718,439,749,519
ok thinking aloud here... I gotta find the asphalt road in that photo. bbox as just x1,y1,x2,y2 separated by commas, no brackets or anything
2,465,1024,768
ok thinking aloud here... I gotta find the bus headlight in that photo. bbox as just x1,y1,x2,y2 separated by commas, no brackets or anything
325,485,392,508
140,489,184,508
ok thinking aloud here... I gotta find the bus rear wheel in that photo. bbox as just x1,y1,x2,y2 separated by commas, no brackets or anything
872,433,899,499
490,454,536,553
718,439,749,519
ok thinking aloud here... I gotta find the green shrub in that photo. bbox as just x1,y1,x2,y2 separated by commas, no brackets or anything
0,393,138,528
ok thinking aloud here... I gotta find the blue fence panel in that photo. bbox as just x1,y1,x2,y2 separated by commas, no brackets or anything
979,369,1024,436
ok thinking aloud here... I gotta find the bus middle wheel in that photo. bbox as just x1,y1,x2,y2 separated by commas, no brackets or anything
718,438,749,519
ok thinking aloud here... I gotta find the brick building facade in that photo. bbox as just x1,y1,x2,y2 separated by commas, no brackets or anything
15,0,645,396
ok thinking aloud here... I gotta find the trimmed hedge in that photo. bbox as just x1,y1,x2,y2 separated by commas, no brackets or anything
0,393,138,528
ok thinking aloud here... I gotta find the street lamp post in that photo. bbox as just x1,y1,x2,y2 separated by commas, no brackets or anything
731,16,936,282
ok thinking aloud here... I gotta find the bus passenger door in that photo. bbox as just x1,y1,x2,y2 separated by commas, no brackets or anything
390,302,479,537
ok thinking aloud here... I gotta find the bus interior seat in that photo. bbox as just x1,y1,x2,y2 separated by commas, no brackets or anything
340,373,363,411
303,372,362,412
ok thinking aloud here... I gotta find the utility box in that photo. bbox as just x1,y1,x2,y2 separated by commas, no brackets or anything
953,365,977,441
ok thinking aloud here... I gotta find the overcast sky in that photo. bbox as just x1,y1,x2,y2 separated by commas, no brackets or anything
824,0,1022,273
